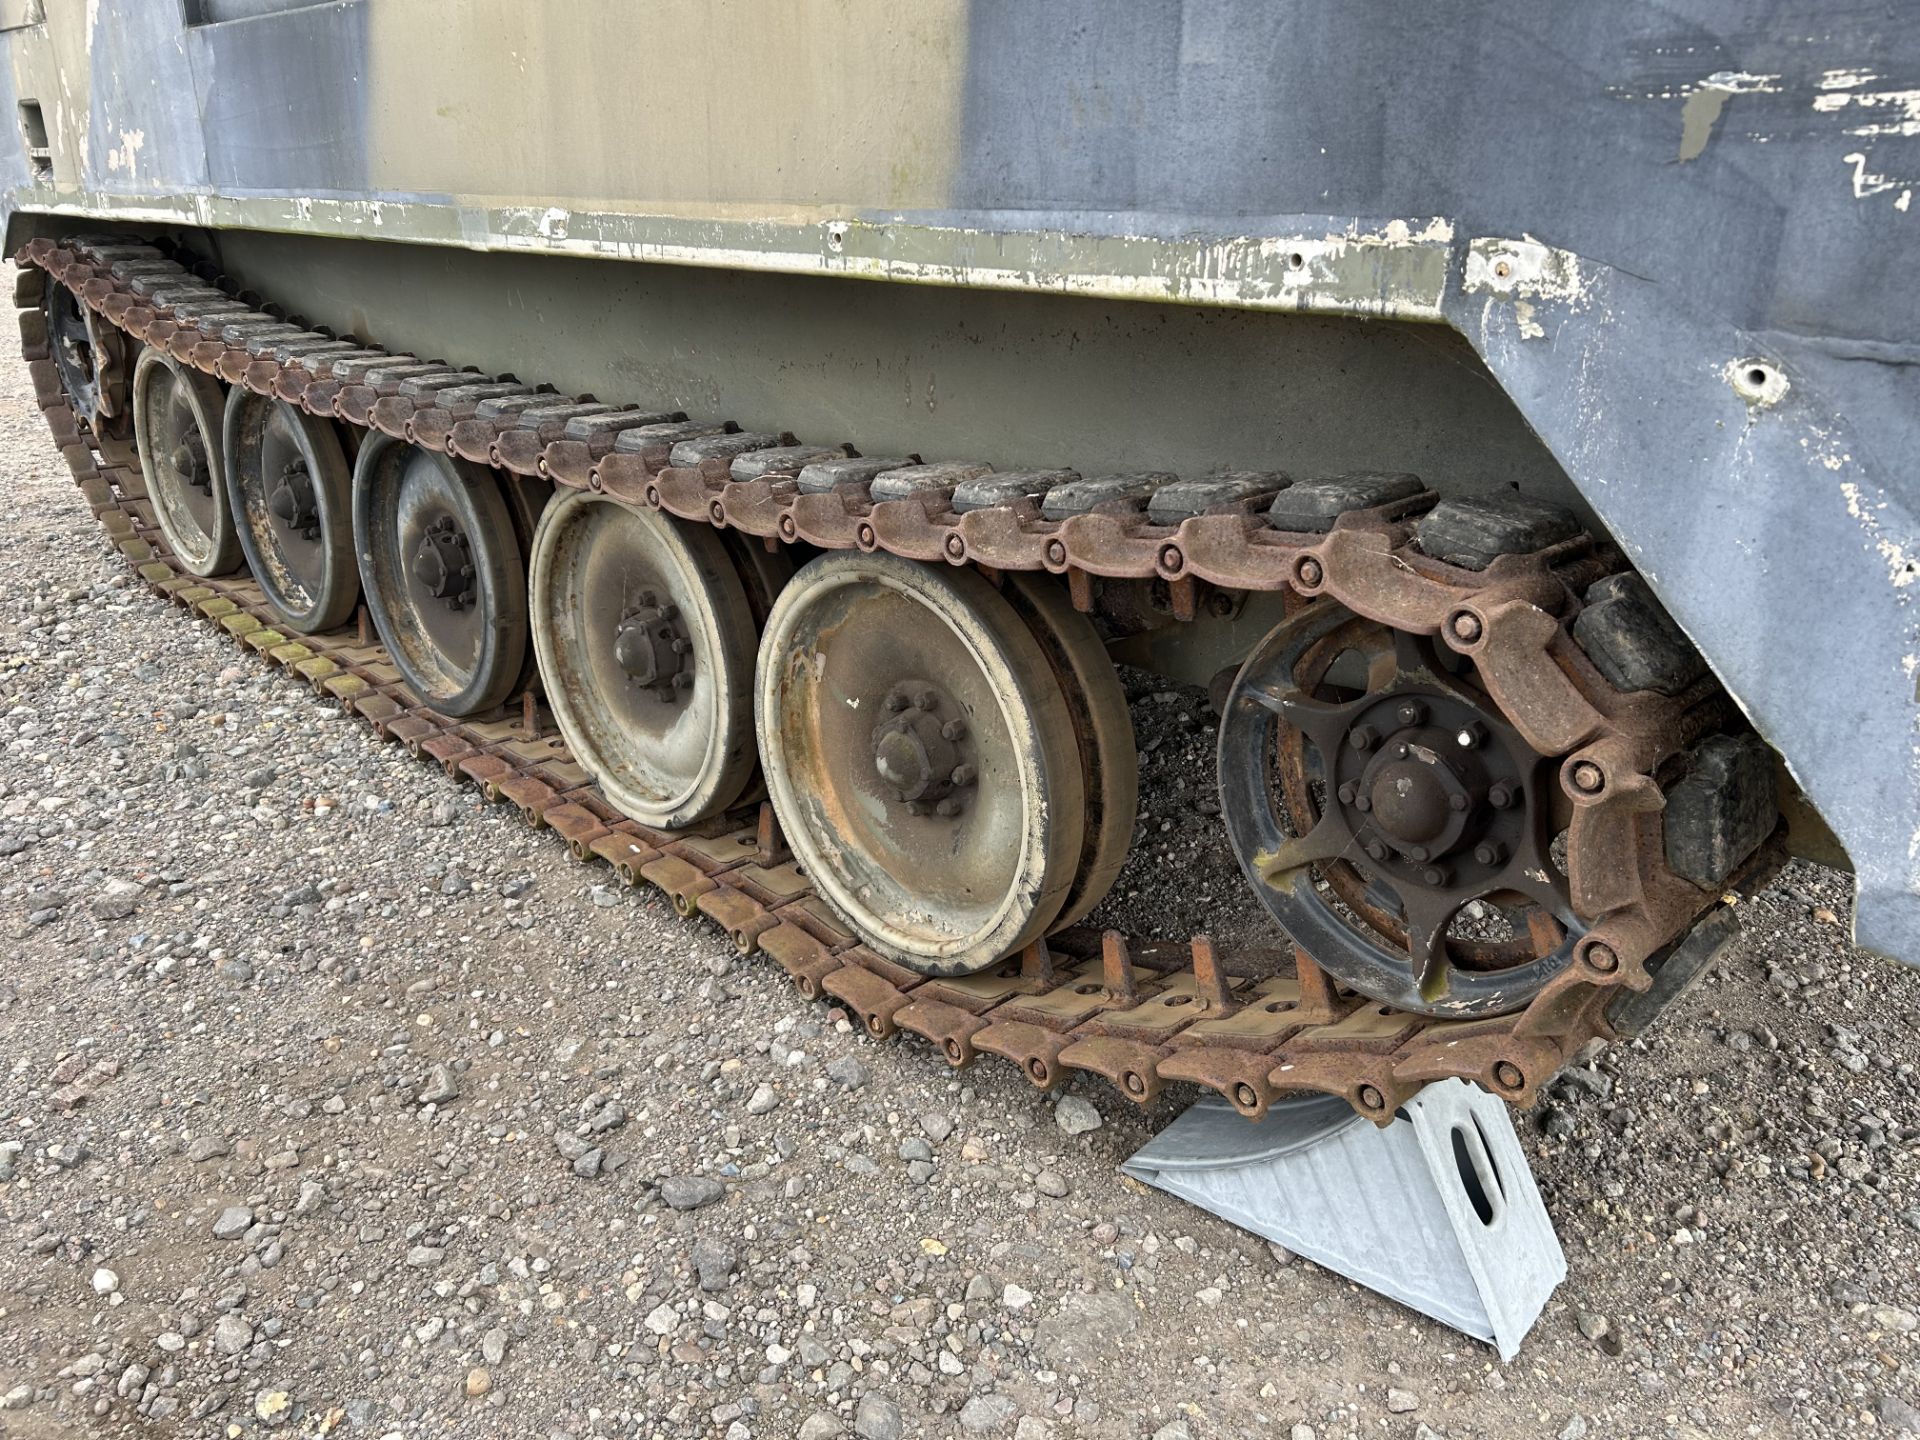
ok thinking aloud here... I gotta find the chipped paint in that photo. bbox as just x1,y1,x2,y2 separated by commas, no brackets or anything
1,188,1459,323
1840,481,1920,591
1462,237,1590,307
102,128,143,180
1813,86,1920,137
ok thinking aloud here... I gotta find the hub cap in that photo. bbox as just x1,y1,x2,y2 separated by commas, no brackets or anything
267,457,320,539
412,515,475,608
612,590,693,698
870,682,976,816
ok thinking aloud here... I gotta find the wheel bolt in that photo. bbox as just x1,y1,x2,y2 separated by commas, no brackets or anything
1488,782,1516,809
1474,840,1507,866
1569,760,1605,794
1349,725,1378,751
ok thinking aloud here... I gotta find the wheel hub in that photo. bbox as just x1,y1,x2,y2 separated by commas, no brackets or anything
1333,690,1523,883
870,681,975,817
411,515,476,610
169,432,213,495
267,457,321,541
614,590,693,701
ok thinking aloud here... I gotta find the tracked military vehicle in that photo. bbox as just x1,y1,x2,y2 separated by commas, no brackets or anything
2,2,1912,1124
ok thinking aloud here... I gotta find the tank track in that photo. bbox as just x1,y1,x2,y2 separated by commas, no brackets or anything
12,233,1772,1124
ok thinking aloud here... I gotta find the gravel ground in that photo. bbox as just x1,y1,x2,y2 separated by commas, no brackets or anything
0,327,1916,1440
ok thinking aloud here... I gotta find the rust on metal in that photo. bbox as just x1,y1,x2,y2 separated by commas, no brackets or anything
18,236,1774,1126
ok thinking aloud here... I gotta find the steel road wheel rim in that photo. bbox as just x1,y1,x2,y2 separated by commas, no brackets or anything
353,434,525,714
133,349,236,575
755,550,1085,973
222,390,356,632
529,490,757,827
1001,572,1137,930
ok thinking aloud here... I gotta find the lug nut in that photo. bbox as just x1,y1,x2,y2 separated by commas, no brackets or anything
1364,839,1389,861
951,764,977,786
1353,793,1372,812
1569,760,1605,794
1337,782,1357,806
1456,721,1487,749
1349,725,1378,752
1449,793,1469,812
935,797,964,817
1488,782,1516,809
1421,865,1447,886
885,691,909,712
1395,700,1427,727
1404,844,1429,863
1474,840,1507,866
941,719,966,742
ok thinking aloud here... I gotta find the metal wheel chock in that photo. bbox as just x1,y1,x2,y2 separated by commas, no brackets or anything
1123,1078,1566,1361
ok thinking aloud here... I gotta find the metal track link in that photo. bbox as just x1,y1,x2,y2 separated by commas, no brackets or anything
14,235,1764,1125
